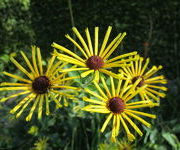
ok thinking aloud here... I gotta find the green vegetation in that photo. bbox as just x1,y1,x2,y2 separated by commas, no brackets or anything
0,0,179,149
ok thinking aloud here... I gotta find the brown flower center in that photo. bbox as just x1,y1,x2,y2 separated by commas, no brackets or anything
132,76,145,87
32,76,50,94
107,97,125,114
86,56,104,70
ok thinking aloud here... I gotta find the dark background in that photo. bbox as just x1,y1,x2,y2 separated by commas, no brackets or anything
0,0,179,149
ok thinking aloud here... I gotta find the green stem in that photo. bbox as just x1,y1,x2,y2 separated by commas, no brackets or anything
68,0,77,52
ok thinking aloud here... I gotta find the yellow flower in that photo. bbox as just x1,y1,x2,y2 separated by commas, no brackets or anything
82,76,159,142
51,26,137,81
119,55,167,101
0,46,78,121
118,139,134,150
54,75,77,108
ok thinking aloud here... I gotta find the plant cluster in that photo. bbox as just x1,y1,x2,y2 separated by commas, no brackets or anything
0,26,168,144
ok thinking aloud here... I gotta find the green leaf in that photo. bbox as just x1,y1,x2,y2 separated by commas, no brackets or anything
162,131,180,149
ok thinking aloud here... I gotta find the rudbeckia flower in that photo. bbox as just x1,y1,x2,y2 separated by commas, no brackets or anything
51,26,137,81
0,46,78,121
119,55,167,101
82,76,159,141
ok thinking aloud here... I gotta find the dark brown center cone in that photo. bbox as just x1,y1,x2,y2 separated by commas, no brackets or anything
86,56,104,70
32,76,50,94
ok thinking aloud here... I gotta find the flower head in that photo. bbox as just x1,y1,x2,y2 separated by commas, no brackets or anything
0,46,78,121
119,55,168,101
82,76,159,141
51,26,137,81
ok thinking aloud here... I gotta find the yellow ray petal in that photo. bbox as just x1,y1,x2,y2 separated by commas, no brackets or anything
119,114,135,141
147,85,168,91
145,75,165,82
101,113,113,132
59,67,89,73
82,105,109,113
121,85,134,100
126,102,159,109
15,96,34,118
100,33,122,58
10,54,33,80
120,67,132,78
103,63,130,68
84,89,107,102
83,97,106,105
26,95,40,121
125,65,134,77
54,52,86,67
135,57,139,75
99,26,112,57
72,27,91,57
116,79,122,96
51,72,65,83
81,70,94,77
100,76,111,98
51,85,79,90
83,104,106,109
110,76,115,97
65,34,88,58
115,115,120,137
48,61,63,77
63,97,68,107
85,28,94,56
0,82,29,86
94,70,100,82
94,27,99,56
124,111,152,128
53,97,62,109
122,113,143,136
52,76,79,84
45,94,50,115
130,59,135,75
143,89,160,101
111,115,117,138
145,87,166,98
10,93,35,114
32,46,40,76
106,51,137,63
45,55,56,76
52,42,86,62
146,79,167,84
139,92,146,101
51,90,76,99
144,65,163,79
0,86,30,91
20,51,36,77
126,101,151,106
0,91,30,102
106,57,138,67
112,115,121,138
38,95,44,120
142,92,152,101
124,85,147,102
139,58,150,76
93,81,108,100
125,109,156,119
119,78,131,98
37,47,43,75
138,57,144,75
103,32,126,60
99,69,121,79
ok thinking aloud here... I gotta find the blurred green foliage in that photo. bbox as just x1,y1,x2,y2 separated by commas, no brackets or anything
0,0,180,149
